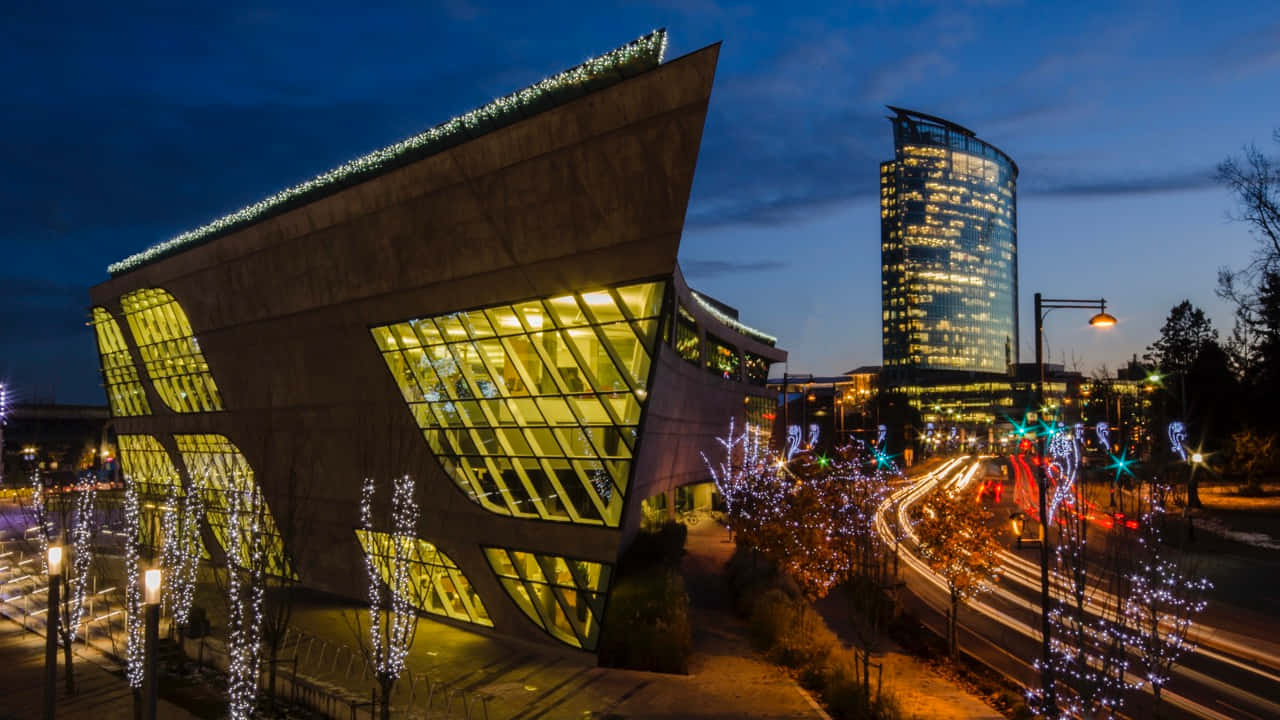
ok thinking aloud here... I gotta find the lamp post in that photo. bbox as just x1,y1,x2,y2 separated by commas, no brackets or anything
1032,293,1115,714
143,568,162,720
44,545,62,720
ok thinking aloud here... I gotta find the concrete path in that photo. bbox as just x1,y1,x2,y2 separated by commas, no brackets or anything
0,616,199,720
275,520,826,719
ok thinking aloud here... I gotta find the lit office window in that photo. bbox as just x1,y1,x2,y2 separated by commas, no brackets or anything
120,288,223,413
484,547,611,650
356,530,493,627
175,434,291,577
90,307,151,417
371,280,665,527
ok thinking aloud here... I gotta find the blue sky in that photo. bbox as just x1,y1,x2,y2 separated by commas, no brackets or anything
3,1,1278,403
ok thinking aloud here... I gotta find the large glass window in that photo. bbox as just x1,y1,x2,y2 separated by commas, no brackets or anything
175,434,291,577
356,531,492,627
371,280,665,528
484,547,611,650
120,289,223,413
705,333,740,380
117,434,189,551
744,352,771,386
675,304,699,364
90,307,151,417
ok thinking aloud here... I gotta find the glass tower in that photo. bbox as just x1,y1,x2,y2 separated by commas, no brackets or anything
880,107,1018,380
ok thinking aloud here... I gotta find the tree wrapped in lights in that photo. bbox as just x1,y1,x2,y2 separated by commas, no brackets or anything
356,474,421,720
54,479,99,694
1123,488,1212,712
701,419,780,544
913,485,1003,659
161,463,204,666
224,477,268,720
1030,467,1141,720
122,473,145,691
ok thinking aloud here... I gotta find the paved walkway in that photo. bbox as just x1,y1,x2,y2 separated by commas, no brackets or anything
0,615,198,720
271,516,826,719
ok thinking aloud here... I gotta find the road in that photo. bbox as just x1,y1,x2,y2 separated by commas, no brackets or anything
876,457,1280,720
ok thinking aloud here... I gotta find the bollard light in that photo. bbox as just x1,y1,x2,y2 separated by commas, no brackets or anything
144,569,162,605
47,546,63,577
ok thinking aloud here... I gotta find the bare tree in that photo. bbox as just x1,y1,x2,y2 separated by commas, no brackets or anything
258,434,312,704
1217,130,1280,308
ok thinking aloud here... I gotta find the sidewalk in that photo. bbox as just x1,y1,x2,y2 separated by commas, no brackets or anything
0,615,199,720
272,517,826,719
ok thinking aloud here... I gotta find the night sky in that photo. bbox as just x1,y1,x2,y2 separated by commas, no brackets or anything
3,1,1279,405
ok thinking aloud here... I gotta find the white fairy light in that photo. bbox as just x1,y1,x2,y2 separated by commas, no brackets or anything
161,466,203,632
108,30,668,276
225,477,266,720
122,474,144,688
31,467,50,575
360,474,420,695
66,480,98,644
689,290,778,345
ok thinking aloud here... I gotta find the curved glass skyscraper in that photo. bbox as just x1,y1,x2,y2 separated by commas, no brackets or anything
880,107,1018,382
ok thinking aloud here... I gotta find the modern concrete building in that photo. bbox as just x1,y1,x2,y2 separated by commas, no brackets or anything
87,31,783,655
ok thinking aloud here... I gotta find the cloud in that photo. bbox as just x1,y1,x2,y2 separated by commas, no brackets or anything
1029,168,1216,197
681,259,789,279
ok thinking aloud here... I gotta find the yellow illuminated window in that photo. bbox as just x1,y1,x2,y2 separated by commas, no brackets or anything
484,547,610,650
117,434,191,551
355,531,492,627
120,288,223,413
175,434,291,577
372,280,665,528
91,307,151,417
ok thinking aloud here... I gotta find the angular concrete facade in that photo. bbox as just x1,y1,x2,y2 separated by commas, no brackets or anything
89,37,784,654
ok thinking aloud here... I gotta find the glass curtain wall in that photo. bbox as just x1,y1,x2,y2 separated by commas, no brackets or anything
371,280,665,528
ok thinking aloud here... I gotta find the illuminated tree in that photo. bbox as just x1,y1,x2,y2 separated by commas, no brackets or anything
224,480,268,720
160,463,204,670
1123,489,1211,713
1033,469,1141,720
913,486,1002,659
351,474,421,720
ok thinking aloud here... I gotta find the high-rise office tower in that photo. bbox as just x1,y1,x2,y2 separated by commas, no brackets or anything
880,107,1018,385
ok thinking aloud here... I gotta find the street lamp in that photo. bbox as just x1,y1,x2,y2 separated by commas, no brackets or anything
142,568,162,720
44,545,63,720
1032,293,1115,714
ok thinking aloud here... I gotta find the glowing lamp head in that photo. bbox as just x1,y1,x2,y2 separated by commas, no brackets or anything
144,568,163,605
1191,452,1204,464
1089,312,1117,328
47,546,63,576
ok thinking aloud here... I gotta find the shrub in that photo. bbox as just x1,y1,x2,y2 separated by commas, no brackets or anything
623,521,688,570
597,566,691,674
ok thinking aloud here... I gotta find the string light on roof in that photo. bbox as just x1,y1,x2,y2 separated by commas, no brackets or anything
107,30,668,276
689,290,778,345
